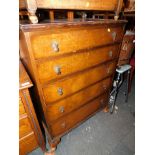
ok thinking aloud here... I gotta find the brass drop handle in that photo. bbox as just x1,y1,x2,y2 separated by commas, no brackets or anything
51,41,59,52
54,66,61,75
57,88,63,96
109,51,113,57
112,32,116,41
61,122,66,128
59,106,65,113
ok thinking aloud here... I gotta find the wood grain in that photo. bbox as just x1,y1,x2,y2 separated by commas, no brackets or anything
46,77,112,123
30,26,124,59
19,61,33,90
117,33,135,66
37,44,120,84
19,97,26,115
43,61,117,104
50,93,108,137
19,117,33,139
19,133,38,155
36,0,118,11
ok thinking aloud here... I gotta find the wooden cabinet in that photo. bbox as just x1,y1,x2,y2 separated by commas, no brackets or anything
19,61,45,155
117,31,135,66
20,19,126,153
19,0,123,23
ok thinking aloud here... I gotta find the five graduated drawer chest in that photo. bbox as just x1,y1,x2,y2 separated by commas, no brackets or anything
20,19,127,152
19,61,45,155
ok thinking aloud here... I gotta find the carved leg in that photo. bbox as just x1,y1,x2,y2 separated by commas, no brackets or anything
114,0,123,21
28,10,38,24
103,104,109,113
25,0,38,24
45,138,61,155
42,122,60,155
114,15,119,21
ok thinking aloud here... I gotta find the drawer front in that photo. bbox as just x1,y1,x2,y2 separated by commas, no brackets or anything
19,97,26,115
46,77,112,122
19,133,38,155
31,26,124,59
37,44,120,84
50,93,108,137
19,117,33,139
43,60,116,104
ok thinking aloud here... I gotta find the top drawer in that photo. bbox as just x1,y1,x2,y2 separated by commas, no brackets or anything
30,26,124,59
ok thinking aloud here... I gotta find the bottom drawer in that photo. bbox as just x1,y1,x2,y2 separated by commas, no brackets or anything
19,133,38,155
50,92,109,137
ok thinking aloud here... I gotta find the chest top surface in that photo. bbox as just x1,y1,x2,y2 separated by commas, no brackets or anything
20,19,127,32
19,60,33,90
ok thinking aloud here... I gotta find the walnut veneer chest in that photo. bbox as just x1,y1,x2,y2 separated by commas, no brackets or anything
19,61,45,155
20,19,127,153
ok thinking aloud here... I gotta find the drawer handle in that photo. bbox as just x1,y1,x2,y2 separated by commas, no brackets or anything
59,106,65,113
109,51,113,57
61,122,66,128
54,66,61,75
57,88,63,96
112,32,116,41
51,41,59,52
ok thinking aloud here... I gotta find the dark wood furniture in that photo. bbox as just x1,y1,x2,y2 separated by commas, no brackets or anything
117,31,135,66
20,19,127,154
19,0,124,23
19,61,45,155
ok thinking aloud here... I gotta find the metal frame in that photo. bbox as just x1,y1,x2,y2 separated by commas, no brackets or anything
109,67,131,114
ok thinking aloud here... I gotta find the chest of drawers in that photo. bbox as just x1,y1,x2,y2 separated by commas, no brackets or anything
19,61,45,155
20,19,126,152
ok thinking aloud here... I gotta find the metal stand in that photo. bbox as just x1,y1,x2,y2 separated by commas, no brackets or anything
109,65,131,114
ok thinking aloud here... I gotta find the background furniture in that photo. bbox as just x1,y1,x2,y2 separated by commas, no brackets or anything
19,61,45,155
117,30,135,66
19,0,124,23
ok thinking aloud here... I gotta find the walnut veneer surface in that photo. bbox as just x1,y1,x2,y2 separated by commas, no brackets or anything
20,19,127,150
